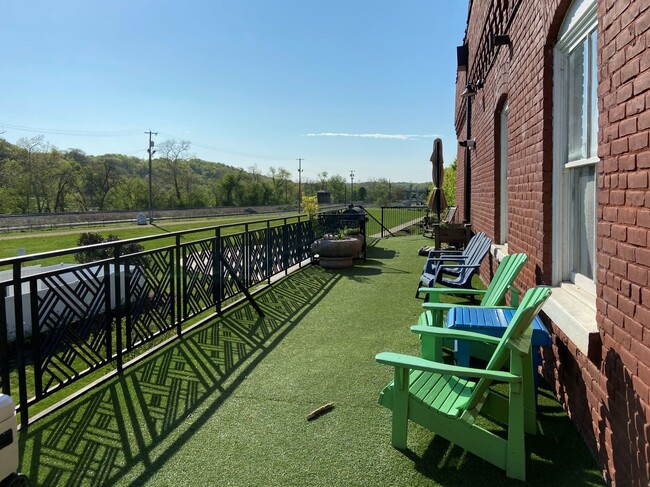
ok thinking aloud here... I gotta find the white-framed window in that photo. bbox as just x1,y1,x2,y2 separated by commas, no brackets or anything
552,0,598,294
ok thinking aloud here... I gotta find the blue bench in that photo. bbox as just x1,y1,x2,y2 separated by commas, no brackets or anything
446,306,552,395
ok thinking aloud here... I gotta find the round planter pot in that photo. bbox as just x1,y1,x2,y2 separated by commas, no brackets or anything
311,237,363,268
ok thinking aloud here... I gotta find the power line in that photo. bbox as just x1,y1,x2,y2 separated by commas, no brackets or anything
0,122,142,137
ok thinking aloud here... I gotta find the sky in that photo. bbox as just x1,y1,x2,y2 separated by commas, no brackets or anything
0,0,468,184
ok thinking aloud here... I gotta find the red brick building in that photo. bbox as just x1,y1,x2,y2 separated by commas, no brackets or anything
455,0,649,484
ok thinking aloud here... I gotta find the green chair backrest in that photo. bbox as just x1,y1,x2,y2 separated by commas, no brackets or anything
462,287,552,413
480,253,528,307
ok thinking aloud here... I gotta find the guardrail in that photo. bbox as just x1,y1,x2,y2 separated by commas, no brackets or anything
0,215,314,426
373,206,429,237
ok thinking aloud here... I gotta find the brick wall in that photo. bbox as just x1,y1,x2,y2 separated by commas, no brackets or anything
456,0,650,484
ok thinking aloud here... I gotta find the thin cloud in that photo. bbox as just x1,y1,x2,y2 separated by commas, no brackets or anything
305,132,439,141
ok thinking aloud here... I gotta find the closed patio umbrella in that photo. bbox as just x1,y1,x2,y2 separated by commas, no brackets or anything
427,137,447,222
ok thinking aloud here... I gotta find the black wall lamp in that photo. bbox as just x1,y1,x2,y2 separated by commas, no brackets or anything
461,79,484,98
459,138,476,150
489,33,511,50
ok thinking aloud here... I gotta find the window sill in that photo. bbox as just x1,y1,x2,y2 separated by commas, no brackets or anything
491,243,508,261
542,282,599,358
490,244,599,359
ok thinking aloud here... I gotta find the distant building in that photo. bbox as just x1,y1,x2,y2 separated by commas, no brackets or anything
456,0,649,484
316,191,331,205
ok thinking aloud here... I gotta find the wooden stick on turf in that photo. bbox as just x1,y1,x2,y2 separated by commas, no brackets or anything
306,402,334,421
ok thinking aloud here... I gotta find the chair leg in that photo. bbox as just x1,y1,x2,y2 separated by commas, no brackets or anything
523,354,537,435
391,367,410,449
506,384,526,481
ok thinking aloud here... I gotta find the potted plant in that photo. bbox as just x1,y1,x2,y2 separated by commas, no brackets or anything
302,196,362,269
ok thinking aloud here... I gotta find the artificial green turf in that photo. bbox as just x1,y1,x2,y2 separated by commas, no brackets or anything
16,236,603,486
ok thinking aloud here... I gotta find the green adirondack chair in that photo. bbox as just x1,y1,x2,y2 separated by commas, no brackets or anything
419,252,528,329
376,287,552,481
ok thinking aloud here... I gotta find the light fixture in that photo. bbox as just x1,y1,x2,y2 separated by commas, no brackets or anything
461,79,484,98
461,83,477,98
458,139,476,150
489,33,511,51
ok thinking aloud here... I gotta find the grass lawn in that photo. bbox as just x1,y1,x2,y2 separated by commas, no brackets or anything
16,236,603,486
0,212,299,262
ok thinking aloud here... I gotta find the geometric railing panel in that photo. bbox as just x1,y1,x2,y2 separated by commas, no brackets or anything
220,233,245,299
34,262,111,396
183,239,215,319
286,223,300,267
125,249,174,350
269,226,285,275
248,229,268,286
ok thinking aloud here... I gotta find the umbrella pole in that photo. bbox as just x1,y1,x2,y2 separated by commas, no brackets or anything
436,163,441,250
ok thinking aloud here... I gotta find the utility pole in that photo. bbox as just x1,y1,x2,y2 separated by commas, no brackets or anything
146,130,157,224
349,170,355,205
297,158,304,212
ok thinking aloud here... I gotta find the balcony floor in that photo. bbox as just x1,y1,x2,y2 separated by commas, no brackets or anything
16,236,603,486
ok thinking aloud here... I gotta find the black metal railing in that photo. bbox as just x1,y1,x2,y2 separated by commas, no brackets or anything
0,215,314,426
375,206,429,237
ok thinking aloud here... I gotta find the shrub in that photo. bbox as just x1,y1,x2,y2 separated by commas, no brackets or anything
75,232,145,264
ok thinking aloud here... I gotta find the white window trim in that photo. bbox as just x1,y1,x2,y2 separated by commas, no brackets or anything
549,0,599,355
552,0,598,289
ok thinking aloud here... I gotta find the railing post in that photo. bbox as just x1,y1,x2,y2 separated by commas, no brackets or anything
13,262,28,427
266,220,272,284
29,280,41,400
381,207,385,238
0,285,8,396
298,220,303,269
245,223,250,289
174,235,181,335
113,245,123,372
215,227,222,314
284,219,289,275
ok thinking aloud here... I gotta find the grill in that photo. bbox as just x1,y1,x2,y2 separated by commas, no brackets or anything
0,395,28,486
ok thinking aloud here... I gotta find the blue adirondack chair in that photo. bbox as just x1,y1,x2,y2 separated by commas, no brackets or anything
415,233,491,298
419,252,527,326
376,287,552,481
423,230,487,262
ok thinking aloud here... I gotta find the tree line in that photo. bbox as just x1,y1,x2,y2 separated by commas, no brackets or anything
0,136,443,214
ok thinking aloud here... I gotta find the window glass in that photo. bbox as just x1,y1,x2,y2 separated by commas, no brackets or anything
572,164,595,279
589,29,598,157
567,40,587,162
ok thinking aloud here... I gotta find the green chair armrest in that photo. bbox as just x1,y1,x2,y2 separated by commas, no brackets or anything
375,352,521,382
410,325,502,345
421,302,456,311
424,303,516,312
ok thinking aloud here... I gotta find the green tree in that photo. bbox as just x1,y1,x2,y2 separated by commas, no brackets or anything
443,159,457,207
219,171,243,206
158,139,191,205
16,135,47,212
74,154,124,210
327,174,346,203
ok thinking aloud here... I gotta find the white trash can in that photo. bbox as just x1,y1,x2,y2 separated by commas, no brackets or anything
0,394,28,486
